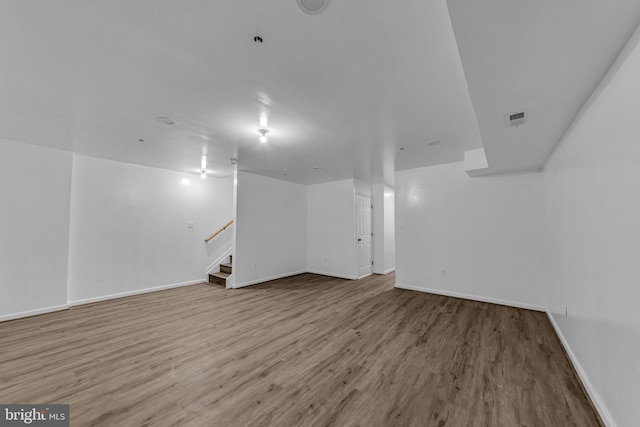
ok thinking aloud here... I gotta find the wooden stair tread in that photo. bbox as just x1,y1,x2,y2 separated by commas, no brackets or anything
208,256,233,287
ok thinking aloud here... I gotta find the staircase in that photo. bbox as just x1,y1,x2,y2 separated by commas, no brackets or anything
209,255,232,287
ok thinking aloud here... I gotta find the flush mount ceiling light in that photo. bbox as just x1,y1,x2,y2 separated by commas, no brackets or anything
258,128,269,143
157,116,177,126
297,0,328,15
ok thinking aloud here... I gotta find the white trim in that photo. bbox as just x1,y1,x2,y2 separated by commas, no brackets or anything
205,247,233,274
307,269,358,280
232,270,307,289
358,273,373,279
394,283,546,312
383,268,396,274
546,312,615,427
69,279,203,306
0,304,69,323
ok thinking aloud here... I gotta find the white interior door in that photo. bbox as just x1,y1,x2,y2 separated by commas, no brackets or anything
357,194,372,277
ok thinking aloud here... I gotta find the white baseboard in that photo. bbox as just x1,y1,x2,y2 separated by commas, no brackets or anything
394,283,546,312
232,270,307,289
307,270,358,280
0,304,69,323
383,268,396,274
69,279,204,306
206,247,233,274
546,312,615,427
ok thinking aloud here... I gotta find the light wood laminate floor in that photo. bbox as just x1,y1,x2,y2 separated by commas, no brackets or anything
0,273,602,426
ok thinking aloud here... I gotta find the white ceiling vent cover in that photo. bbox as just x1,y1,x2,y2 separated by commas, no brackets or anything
297,0,328,15
504,109,529,127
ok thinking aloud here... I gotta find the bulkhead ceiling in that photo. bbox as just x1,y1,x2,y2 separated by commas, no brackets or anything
1,1,639,184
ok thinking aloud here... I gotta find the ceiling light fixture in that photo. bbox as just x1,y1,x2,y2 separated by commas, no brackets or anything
201,156,207,169
297,0,328,15
200,170,207,179
258,128,269,143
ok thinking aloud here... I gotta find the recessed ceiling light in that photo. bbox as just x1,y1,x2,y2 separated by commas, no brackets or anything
297,0,328,15
427,140,441,146
158,116,176,126
399,147,405,151
138,138,144,142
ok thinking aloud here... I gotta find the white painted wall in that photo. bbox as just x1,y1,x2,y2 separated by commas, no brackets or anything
383,185,396,273
68,155,233,303
234,172,307,287
372,183,395,274
395,162,545,310
354,179,371,197
0,139,72,320
307,179,358,279
543,27,640,427
372,183,385,273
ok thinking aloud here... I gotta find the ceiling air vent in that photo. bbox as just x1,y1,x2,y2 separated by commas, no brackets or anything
504,109,529,128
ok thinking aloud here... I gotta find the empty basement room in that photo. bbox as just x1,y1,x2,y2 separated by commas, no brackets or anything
1,1,640,426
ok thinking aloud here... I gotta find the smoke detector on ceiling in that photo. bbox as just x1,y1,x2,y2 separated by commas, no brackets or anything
504,109,529,128
297,0,328,15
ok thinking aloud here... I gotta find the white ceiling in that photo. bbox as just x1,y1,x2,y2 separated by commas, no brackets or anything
447,0,640,174
1,1,639,184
